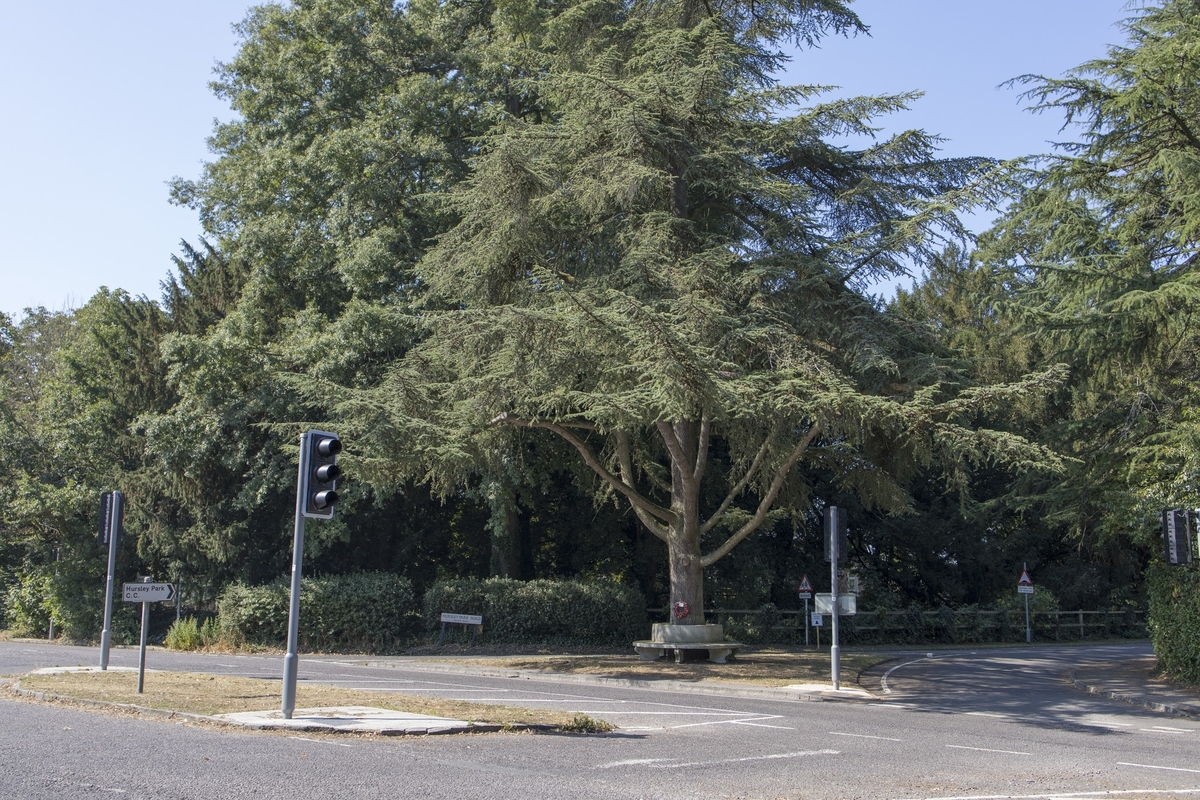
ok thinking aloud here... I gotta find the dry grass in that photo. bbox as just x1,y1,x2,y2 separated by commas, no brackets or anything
432,648,884,687
16,670,584,727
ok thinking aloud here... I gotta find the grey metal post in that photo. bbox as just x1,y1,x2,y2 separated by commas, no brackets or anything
830,507,840,691
281,448,307,719
137,576,151,693
99,491,122,670
804,597,809,647
1024,562,1032,644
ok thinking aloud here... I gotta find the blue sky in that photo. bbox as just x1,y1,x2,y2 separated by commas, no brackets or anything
0,0,1132,320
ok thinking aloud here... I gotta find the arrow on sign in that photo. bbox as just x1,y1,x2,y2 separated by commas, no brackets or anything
122,583,176,603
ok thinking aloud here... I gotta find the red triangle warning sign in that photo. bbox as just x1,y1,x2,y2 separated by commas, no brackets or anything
798,575,813,593
1018,568,1033,586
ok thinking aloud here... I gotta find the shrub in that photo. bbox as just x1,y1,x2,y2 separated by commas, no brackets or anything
423,578,646,646
1147,562,1200,684
218,572,419,652
165,616,202,651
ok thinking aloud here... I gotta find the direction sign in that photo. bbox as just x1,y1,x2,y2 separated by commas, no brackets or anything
123,583,176,603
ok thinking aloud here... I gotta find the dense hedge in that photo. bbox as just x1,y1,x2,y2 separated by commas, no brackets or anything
423,578,647,645
1147,563,1200,683
218,572,419,652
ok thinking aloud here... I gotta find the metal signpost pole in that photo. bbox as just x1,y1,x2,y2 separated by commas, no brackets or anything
804,597,809,647
281,440,307,720
830,508,840,692
1024,562,1032,644
99,491,123,670
137,577,151,693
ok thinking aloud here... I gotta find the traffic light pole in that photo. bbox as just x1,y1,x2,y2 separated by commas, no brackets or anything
99,491,122,670
281,459,306,720
830,507,840,692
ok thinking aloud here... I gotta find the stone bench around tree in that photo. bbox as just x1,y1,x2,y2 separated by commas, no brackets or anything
632,623,743,664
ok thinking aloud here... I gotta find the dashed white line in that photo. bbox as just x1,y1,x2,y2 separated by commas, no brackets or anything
594,759,672,769
945,744,1030,755
829,731,902,742
650,749,839,769
289,736,353,748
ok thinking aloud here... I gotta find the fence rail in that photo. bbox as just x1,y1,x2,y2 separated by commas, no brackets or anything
647,607,1146,645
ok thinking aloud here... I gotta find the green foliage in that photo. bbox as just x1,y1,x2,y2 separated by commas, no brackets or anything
165,616,202,651
218,572,419,652
1147,563,1200,683
423,578,646,645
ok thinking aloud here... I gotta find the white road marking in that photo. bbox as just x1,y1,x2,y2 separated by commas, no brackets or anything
289,736,353,748
902,789,1200,799
881,656,934,694
1139,727,1192,733
945,744,1030,755
1119,761,1200,774
650,749,839,769
964,712,1007,718
594,759,673,769
730,720,796,730
829,731,902,742
662,715,788,730
1150,725,1195,732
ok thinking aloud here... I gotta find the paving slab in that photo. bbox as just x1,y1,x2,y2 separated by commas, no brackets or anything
214,706,475,734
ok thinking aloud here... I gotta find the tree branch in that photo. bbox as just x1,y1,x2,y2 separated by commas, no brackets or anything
701,422,821,567
492,413,676,525
617,429,670,541
700,421,779,534
656,421,693,490
693,414,712,484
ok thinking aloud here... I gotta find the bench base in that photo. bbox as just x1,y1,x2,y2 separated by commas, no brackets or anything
632,641,742,664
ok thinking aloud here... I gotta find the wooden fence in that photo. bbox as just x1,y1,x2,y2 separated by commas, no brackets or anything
647,607,1146,645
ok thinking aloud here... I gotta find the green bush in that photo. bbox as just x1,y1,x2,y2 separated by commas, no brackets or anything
1147,563,1200,683
218,572,419,652
423,578,646,646
165,616,202,651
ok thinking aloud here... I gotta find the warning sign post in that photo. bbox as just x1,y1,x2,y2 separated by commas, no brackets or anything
798,575,813,646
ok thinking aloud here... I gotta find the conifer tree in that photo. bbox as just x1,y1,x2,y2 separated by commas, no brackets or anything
349,0,1064,624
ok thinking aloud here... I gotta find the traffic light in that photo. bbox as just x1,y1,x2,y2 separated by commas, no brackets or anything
1162,509,1193,566
300,430,342,519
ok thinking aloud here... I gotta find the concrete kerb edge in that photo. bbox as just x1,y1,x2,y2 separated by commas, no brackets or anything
1069,669,1200,719
341,659,881,704
5,678,546,736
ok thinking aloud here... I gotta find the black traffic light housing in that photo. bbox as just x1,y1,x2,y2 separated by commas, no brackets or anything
300,430,342,519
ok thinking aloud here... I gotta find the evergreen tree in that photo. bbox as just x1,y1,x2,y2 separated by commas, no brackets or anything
348,0,1064,624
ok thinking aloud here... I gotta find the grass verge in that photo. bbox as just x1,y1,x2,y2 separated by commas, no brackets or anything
15,670,608,729
429,648,885,687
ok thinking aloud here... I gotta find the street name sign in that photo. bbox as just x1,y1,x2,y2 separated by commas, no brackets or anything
123,583,176,603
440,613,483,626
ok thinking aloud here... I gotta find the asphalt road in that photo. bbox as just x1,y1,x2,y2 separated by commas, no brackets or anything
3,640,1200,799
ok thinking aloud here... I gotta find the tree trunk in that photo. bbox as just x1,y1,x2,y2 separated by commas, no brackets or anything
668,527,705,625
667,420,705,625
